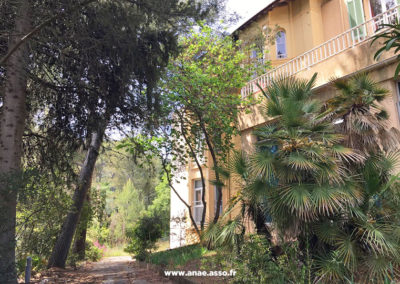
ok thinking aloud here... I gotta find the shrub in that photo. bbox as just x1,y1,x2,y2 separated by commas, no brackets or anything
124,214,163,261
16,255,47,278
85,241,104,262
203,234,307,284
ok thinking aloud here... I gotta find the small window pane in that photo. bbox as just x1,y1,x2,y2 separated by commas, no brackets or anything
195,190,201,202
194,180,202,189
276,32,287,59
194,207,203,223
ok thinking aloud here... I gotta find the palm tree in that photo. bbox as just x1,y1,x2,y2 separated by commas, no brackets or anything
314,151,400,283
205,74,362,251
314,73,400,282
207,73,400,282
324,73,400,153
253,74,362,233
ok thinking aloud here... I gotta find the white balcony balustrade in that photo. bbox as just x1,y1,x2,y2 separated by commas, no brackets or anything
241,5,400,98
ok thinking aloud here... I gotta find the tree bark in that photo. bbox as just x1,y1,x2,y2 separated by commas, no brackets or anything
197,119,223,223
47,128,105,268
72,189,91,260
0,1,31,282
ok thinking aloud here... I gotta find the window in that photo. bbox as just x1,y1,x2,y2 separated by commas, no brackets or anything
346,0,366,40
370,0,398,29
214,186,222,216
191,132,206,168
370,0,397,17
193,180,203,224
276,31,287,59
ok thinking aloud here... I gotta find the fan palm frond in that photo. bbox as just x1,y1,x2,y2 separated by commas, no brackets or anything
334,235,358,269
326,73,399,152
360,255,399,283
313,220,343,245
314,251,349,283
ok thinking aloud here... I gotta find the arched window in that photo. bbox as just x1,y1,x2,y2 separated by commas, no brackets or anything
276,31,287,59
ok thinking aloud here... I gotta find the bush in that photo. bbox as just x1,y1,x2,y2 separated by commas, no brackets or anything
16,255,47,278
202,234,307,284
85,241,104,262
124,214,163,261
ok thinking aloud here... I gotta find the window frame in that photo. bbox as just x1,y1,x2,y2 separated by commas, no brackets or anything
276,30,287,59
346,0,366,40
193,180,204,224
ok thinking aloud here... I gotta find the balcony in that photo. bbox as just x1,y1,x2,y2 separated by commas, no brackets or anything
241,5,400,98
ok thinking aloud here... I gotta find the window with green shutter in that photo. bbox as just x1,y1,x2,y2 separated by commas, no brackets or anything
346,0,366,40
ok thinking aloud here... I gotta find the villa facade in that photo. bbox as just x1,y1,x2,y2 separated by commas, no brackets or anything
170,0,400,248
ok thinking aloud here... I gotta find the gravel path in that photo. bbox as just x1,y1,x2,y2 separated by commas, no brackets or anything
34,256,172,284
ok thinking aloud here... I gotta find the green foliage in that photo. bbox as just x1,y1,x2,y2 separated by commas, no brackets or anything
87,144,168,247
231,235,281,283
372,19,400,78
16,169,72,273
145,174,170,236
149,244,208,268
16,255,47,278
164,24,264,166
85,241,104,262
201,235,307,284
159,24,270,226
124,215,163,261
232,235,306,284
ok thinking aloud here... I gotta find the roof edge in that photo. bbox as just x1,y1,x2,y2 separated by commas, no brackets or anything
231,0,292,36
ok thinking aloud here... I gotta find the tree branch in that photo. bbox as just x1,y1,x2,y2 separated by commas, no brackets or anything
0,0,98,66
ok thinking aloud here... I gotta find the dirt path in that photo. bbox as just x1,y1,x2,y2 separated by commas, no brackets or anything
35,256,172,284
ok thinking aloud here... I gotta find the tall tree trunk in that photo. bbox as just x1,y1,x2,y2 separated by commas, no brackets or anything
72,188,91,260
0,1,31,282
197,120,222,223
47,127,105,268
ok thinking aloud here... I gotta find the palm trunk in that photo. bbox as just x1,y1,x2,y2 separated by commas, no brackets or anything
47,128,105,268
0,1,31,282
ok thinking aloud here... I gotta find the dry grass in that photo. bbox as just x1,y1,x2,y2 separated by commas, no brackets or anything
103,245,130,257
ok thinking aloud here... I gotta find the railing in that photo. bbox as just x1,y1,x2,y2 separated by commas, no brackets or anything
241,5,400,98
